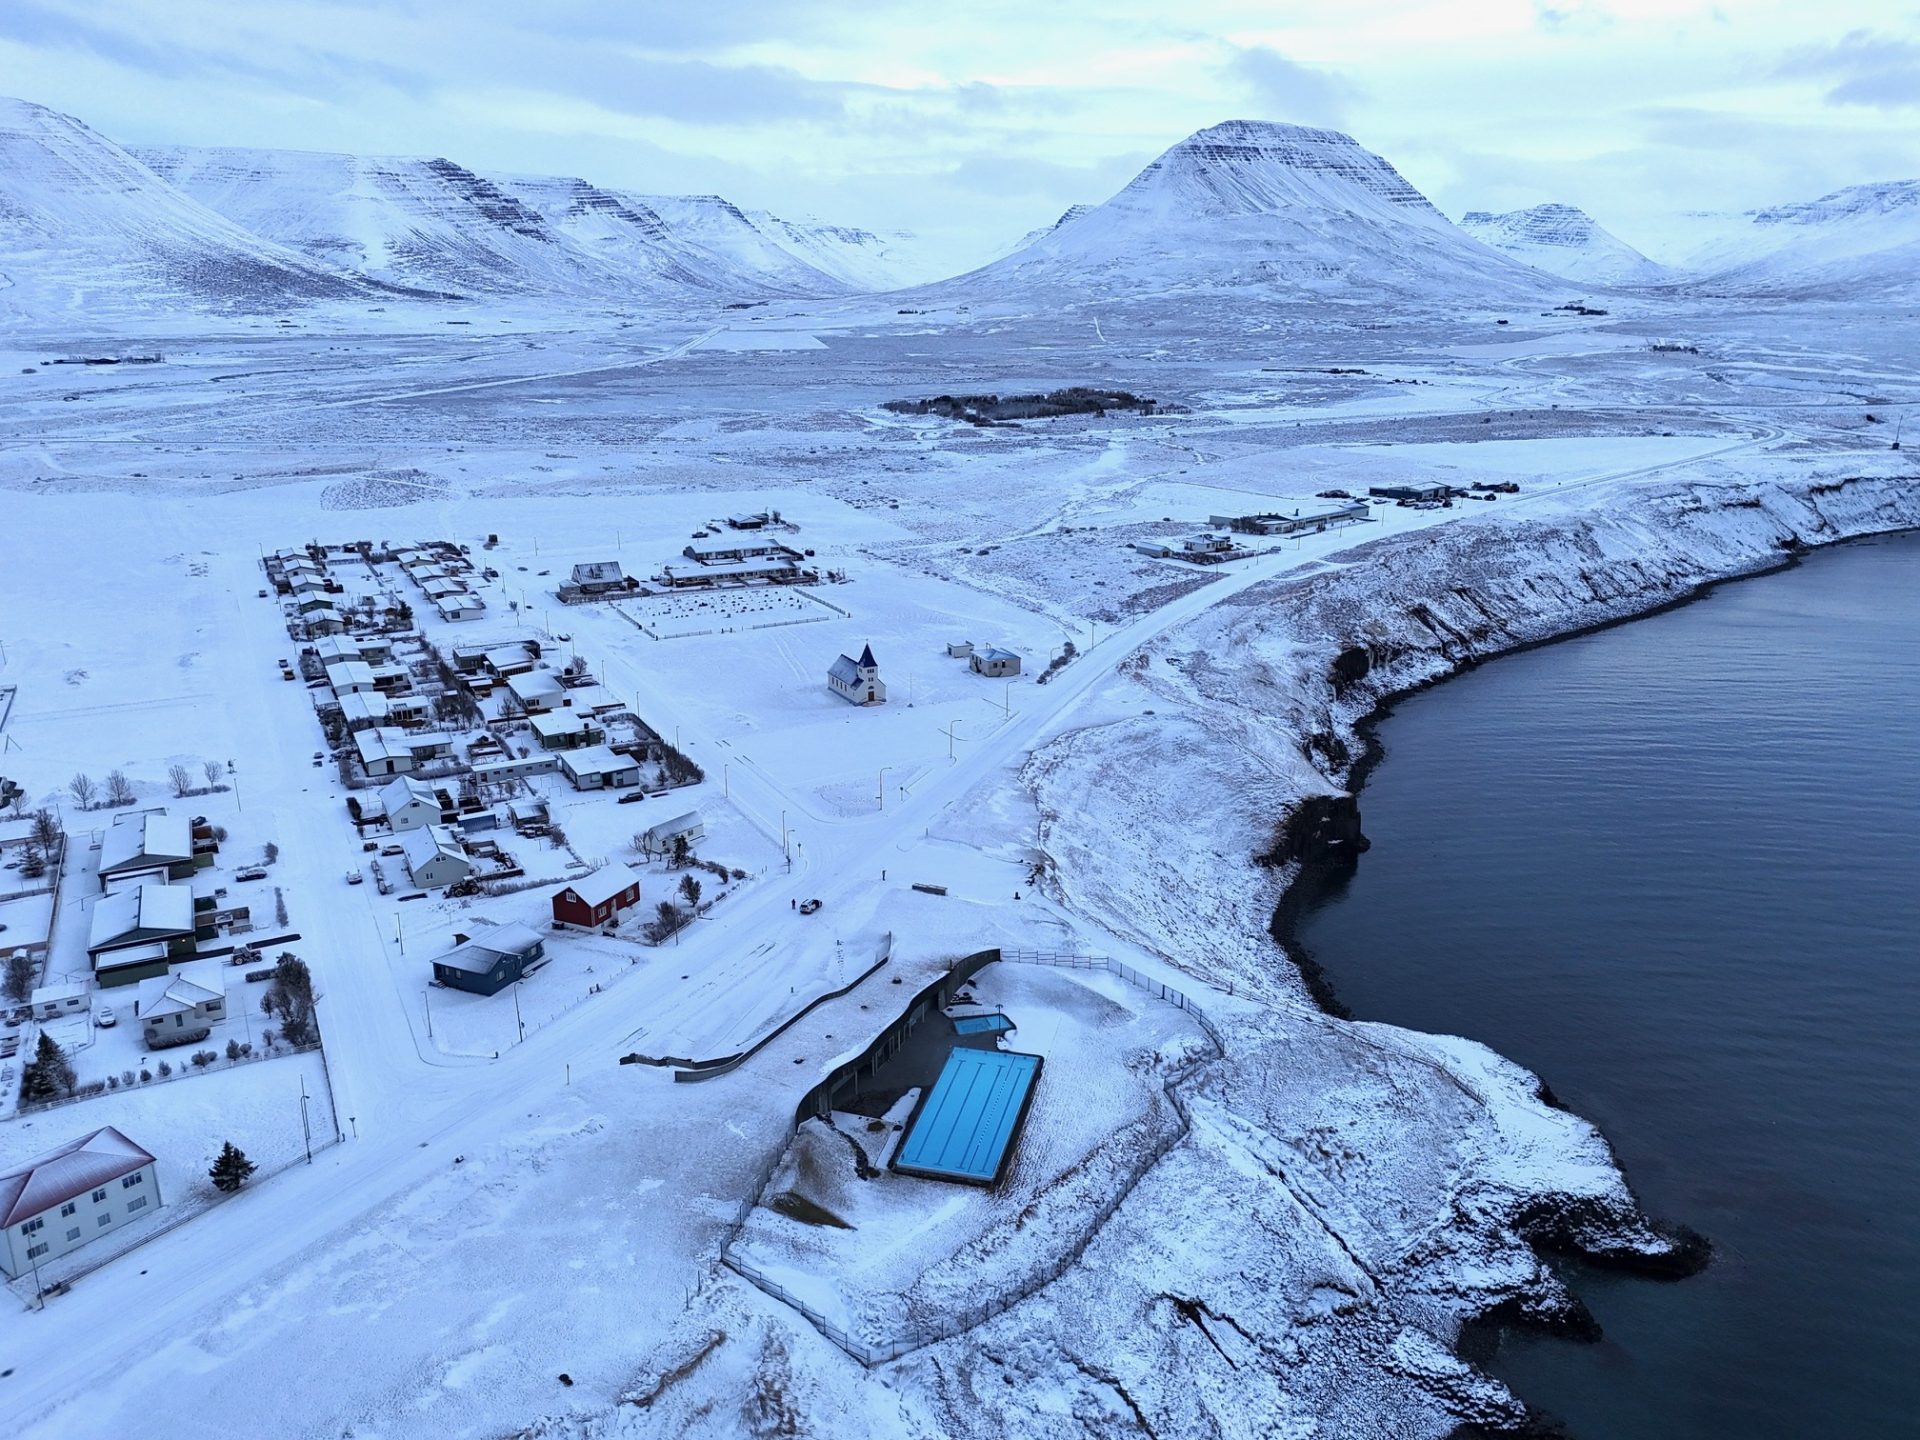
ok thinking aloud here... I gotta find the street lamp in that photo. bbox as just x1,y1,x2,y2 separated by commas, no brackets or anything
877,767,888,811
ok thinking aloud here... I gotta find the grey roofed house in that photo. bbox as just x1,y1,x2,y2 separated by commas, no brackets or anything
638,811,704,855
88,882,196,954
570,561,627,589
376,776,444,831
135,960,227,1045
97,812,194,885
970,647,1022,677
431,921,547,996
400,825,471,887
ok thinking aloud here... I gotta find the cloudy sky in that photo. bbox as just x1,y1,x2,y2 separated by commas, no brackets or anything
4,0,1917,265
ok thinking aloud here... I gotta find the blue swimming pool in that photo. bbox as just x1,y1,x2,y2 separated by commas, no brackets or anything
891,1047,1043,1185
951,1013,1015,1036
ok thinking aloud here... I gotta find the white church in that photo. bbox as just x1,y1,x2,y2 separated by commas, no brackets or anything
827,643,887,705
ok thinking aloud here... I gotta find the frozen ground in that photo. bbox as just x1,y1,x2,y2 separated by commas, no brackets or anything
0,288,1916,1439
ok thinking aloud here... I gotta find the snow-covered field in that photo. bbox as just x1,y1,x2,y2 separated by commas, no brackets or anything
1,265,1916,1440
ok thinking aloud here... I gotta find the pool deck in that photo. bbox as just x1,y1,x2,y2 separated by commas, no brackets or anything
890,1047,1044,1186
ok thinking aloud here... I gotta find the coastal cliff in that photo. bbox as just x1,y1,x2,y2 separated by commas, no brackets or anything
1002,456,1919,1437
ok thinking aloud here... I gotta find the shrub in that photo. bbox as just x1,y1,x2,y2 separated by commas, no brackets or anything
157,1060,173,1078
191,1049,217,1068
139,1068,153,1083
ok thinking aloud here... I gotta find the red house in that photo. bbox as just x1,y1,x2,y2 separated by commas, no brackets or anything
552,863,642,930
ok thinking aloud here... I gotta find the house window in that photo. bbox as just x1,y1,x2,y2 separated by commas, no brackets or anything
21,1218,43,1236
122,1172,145,1189
27,1242,48,1259
127,1196,148,1212
98,1214,113,1227
67,1227,82,1242
61,1202,77,1218
93,1188,107,1203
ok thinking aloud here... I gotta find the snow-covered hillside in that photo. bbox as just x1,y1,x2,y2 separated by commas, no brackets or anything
947,120,1555,303
0,98,372,317
1459,203,1667,285
1677,180,1920,297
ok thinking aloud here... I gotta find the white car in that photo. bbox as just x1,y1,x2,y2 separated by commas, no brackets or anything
95,1006,116,1028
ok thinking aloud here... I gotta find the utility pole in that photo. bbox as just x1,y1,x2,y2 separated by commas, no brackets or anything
299,1076,313,1164
423,985,432,1037
1003,681,1013,717
513,982,524,1043
877,767,888,811
781,809,789,867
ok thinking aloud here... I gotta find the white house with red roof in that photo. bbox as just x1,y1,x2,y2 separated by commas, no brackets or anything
1,1126,160,1278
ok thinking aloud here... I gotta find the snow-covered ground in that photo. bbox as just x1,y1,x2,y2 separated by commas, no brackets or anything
0,270,1916,1440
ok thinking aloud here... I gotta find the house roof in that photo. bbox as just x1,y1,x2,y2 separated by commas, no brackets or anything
355,728,406,764
641,811,701,843
434,593,482,617
559,744,636,777
977,647,1020,663
529,710,594,737
88,882,194,951
337,692,392,722
326,658,376,688
0,1127,157,1228
561,863,638,909
857,643,878,669
828,655,860,685
571,561,625,584
507,669,564,701
98,812,192,876
436,921,543,974
377,776,440,816
400,825,466,873
136,960,225,1020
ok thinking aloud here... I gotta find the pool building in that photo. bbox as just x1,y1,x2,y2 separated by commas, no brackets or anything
890,1047,1043,1187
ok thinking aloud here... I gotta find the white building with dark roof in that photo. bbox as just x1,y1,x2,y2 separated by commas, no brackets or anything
1,1127,160,1279
828,644,886,705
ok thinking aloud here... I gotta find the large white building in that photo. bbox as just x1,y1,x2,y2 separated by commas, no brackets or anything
0,1127,160,1280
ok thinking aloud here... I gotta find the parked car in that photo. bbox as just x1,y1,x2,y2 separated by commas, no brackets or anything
798,898,823,915
234,868,269,882
345,869,364,885
380,844,405,857
618,790,647,804
95,1006,116,1028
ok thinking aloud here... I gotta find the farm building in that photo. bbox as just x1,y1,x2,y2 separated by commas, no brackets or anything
375,776,447,832
638,812,704,858
88,883,197,985
0,1127,161,1280
970,647,1021,678
97,811,196,889
529,710,603,751
1368,482,1452,503
681,535,799,565
557,745,641,790
431,922,547,997
134,960,227,1049
400,825,472,889
828,644,886,705
726,510,778,530
1208,501,1369,535
552,863,642,929
659,557,805,589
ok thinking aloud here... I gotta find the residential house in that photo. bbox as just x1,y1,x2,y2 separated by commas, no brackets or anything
660,557,802,588
0,1127,161,1280
682,535,798,565
638,812,704,858
557,745,641,790
326,659,378,694
552,863,641,930
434,593,485,622
400,825,472,889
506,668,567,714
134,960,227,1049
827,644,886,705
97,812,196,889
355,727,415,777
970,647,1022,678
568,561,629,595
87,883,197,986
430,922,547,997
29,982,89,1022
528,710,602,751
376,777,447,832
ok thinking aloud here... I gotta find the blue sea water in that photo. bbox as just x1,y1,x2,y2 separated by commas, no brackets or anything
1294,531,1920,1438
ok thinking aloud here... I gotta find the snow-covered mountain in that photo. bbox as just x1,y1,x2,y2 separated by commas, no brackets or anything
1676,180,1920,297
136,146,705,301
1459,203,1667,285
947,120,1553,303
738,209,932,290
0,98,373,316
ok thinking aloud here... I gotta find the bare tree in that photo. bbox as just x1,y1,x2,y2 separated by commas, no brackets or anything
203,759,224,790
69,772,97,809
168,763,194,797
30,807,60,852
104,770,136,807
